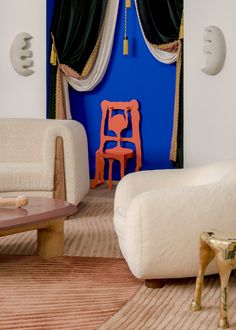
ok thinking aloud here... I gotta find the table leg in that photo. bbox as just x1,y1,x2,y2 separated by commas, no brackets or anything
37,218,64,257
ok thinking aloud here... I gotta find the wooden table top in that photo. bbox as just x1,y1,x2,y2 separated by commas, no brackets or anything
0,197,77,230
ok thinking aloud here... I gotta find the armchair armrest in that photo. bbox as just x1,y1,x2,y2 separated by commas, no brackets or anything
43,120,90,204
115,160,236,212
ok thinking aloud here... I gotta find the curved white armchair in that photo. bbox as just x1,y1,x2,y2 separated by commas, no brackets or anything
0,119,89,205
114,161,236,280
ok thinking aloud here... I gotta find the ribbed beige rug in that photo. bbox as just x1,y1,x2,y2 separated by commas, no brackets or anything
0,255,141,330
100,275,236,330
1,185,236,330
0,187,122,258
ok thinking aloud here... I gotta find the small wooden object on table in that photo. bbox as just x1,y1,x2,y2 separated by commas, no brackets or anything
190,231,236,329
0,196,77,257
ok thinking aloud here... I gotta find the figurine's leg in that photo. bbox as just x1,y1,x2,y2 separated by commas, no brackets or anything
190,237,215,311
216,258,232,329
108,158,114,190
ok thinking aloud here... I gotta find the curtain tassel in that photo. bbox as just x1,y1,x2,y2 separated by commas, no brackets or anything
50,34,57,66
123,37,129,55
123,0,130,56
126,0,131,8
50,43,57,65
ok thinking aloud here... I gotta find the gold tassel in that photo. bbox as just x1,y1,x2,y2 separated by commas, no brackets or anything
123,0,129,55
123,37,129,55
50,33,57,66
50,44,57,65
126,0,131,8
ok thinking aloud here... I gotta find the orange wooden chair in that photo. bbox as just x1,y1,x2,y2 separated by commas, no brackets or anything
91,99,142,189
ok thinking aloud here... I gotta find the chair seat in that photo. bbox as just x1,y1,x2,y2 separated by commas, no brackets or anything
103,147,134,157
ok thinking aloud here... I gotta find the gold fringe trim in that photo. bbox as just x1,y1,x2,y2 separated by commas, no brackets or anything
179,13,184,39
81,25,104,78
55,66,61,119
60,64,81,79
55,66,67,120
150,40,179,53
170,40,182,162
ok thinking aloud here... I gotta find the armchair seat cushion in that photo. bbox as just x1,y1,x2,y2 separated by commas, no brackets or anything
0,163,53,192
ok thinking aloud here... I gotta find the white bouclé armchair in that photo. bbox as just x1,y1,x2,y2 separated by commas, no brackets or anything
114,160,236,281
0,119,90,205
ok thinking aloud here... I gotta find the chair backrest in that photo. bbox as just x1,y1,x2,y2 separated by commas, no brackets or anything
99,100,142,170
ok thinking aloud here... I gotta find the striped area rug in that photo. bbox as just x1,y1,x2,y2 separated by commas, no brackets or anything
2,186,236,329
0,190,122,258
100,275,236,330
0,255,142,330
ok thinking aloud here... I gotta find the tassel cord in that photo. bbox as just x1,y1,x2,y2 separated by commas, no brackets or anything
123,0,129,55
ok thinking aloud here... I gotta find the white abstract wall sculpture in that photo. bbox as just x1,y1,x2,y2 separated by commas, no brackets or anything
201,25,226,75
10,32,34,76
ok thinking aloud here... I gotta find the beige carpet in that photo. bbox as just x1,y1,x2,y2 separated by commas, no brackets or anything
100,275,236,330
1,185,236,329
0,186,122,258
0,255,141,330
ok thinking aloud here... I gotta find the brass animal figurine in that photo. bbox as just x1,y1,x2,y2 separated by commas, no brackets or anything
190,232,236,329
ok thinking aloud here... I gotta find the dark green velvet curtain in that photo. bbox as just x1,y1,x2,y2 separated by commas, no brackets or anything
48,0,108,119
136,0,183,168
136,0,183,44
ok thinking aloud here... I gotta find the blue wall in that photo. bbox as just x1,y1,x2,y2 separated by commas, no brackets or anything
47,1,176,180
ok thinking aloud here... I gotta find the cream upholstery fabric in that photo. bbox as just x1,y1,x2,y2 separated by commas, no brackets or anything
114,161,236,279
0,119,89,204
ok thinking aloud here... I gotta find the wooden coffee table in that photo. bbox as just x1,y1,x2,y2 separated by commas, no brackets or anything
0,197,77,257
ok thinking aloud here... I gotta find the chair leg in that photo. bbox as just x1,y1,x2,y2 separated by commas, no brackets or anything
91,153,105,189
108,159,114,190
190,236,215,311
99,156,105,184
216,258,232,329
120,158,126,179
91,153,100,189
